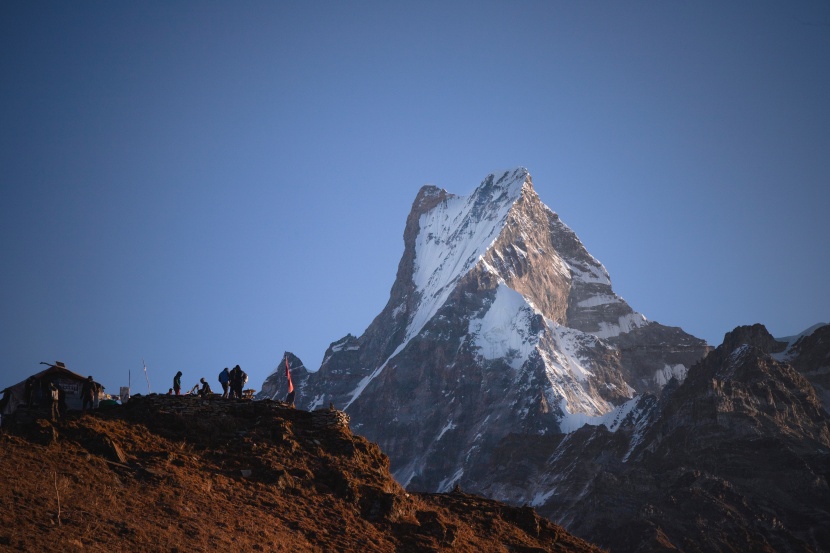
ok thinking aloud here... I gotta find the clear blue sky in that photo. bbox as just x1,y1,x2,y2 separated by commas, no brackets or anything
2,1,828,396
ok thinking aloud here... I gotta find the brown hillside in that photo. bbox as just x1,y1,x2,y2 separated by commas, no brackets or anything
0,396,602,553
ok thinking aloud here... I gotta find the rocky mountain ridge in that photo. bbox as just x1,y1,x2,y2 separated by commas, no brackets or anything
0,395,602,552
498,323,830,552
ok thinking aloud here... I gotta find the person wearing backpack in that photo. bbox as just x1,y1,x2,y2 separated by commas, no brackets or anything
230,365,246,400
218,367,230,398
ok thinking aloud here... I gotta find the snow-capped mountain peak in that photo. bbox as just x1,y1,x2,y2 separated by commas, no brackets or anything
408,168,531,346
281,168,709,493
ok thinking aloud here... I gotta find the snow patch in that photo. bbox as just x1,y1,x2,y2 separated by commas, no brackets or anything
721,344,751,379
530,488,557,507
772,323,828,361
469,284,539,369
343,364,386,410
549,325,599,382
576,294,622,308
437,468,465,493
568,260,611,285
531,322,624,425
654,364,687,386
557,396,639,434
394,459,420,488
307,394,325,411
436,419,456,441
592,312,648,339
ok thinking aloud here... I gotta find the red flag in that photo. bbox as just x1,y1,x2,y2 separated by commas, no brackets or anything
285,356,294,394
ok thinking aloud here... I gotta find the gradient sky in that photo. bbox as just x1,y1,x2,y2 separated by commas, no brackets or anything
2,1,828,397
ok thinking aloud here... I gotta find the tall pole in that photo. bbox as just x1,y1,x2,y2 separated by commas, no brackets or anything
142,359,151,394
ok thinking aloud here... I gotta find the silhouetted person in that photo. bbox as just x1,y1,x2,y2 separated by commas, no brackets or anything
81,376,95,412
173,371,182,396
49,382,60,422
198,378,212,398
218,367,230,398
58,386,67,417
230,365,246,399
93,381,102,409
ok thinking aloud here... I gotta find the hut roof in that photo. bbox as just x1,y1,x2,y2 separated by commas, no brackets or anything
1,362,95,415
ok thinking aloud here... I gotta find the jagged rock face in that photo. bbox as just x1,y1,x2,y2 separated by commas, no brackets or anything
789,324,830,413
665,324,827,445
483,184,572,325
485,324,830,552
275,167,708,498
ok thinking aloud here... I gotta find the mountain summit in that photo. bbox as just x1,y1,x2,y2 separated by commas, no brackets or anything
262,168,709,492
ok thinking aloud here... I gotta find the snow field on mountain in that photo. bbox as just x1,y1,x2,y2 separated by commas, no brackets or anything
593,312,649,339
343,364,386,410
771,322,828,361
467,280,630,429
469,284,538,369
556,394,640,434
409,170,528,345
653,363,687,386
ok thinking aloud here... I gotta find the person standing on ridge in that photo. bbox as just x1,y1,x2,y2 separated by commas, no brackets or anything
227,366,237,399
93,380,102,409
218,367,230,398
81,376,95,412
230,365,246,400
49,382,60,421
173,371,182,396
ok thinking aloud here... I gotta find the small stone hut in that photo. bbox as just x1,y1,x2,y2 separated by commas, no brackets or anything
1,361,103,417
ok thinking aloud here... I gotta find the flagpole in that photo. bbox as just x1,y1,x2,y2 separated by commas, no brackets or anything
143,358,151,394
271,359,282,401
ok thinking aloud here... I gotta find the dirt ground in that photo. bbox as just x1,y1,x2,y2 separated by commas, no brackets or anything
0,396,603,552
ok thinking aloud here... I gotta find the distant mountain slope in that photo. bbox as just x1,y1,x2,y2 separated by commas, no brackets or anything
479,324,830,552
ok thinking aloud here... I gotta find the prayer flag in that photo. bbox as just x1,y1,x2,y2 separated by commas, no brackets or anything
285,355,294,394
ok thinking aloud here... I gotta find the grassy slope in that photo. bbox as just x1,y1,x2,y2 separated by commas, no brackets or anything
0,397,603,553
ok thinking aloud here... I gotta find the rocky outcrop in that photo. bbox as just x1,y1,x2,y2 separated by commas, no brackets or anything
789,324,830,413
0,394,603,553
